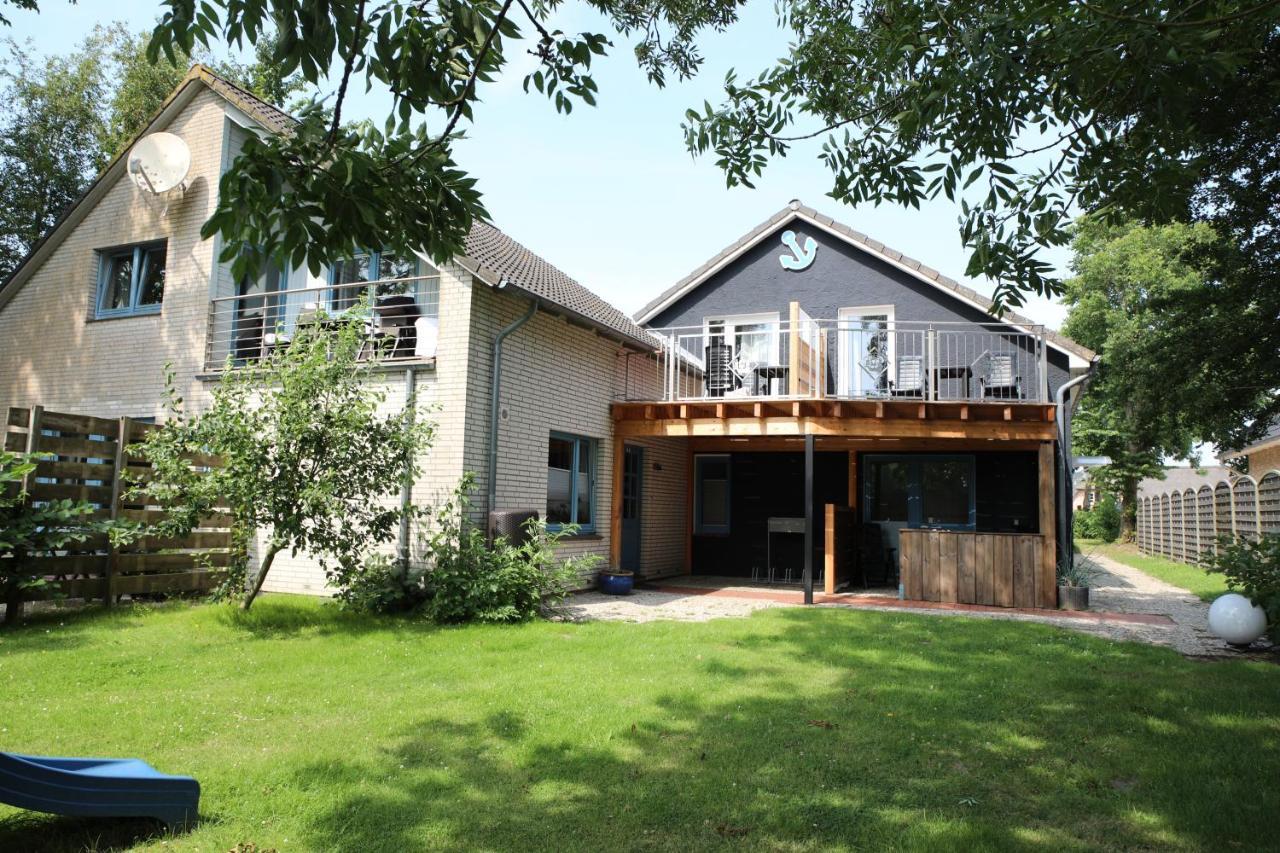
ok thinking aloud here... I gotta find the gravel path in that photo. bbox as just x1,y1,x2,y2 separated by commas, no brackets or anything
1080,551,1229,657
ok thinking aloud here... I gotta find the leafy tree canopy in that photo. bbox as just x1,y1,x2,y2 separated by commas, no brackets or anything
0,22,302,280
1062,218,1278,537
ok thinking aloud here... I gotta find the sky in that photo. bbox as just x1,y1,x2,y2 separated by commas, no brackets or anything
4,0,1074,330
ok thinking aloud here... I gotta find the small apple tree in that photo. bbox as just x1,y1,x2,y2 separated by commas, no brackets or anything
135,313,434,610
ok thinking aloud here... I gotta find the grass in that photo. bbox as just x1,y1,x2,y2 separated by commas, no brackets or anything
1,599,1278,852
1076,539,1231,602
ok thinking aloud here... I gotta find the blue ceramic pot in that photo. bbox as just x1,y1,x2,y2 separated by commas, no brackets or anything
599,571,634,595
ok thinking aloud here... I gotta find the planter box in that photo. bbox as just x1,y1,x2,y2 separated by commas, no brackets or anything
1058,585,1089,611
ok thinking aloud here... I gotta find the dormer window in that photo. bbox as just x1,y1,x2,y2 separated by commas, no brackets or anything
95,242,166,318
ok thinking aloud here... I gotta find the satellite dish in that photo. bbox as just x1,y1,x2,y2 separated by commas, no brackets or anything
128,133,191,214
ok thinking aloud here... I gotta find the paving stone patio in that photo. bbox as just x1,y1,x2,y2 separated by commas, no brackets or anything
563,553,1255,659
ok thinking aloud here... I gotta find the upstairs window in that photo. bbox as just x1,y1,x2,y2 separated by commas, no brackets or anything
330,249,438,317
96,242,166,318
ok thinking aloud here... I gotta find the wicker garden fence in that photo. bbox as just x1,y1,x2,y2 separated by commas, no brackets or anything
4,405,233,609
1137,469,1280,565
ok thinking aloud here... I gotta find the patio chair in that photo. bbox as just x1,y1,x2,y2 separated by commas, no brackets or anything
979,353,1023,400
857,522,898,588
704,342,735,397
374,294,422,358
888,356,925,397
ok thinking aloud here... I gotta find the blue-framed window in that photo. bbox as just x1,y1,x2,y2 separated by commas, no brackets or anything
863,454,976,530
546,432,595,532
329,248,429,311
95,242,166,318
694,454,731,535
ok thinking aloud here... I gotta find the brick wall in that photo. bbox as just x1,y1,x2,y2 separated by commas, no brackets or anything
1247,444,1280,477
0,87,227,419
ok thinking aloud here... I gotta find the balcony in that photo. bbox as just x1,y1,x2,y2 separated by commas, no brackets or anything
203,275,440,371
621,313,1049,404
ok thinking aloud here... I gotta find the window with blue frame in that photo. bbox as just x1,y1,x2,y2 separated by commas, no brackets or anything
694,454,731,535
95,242,166,318
863,454,976,529
546,433,595,532
329,248,436,313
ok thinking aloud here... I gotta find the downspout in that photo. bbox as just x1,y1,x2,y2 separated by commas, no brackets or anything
1054,359,1100,575
488,289,539,519
399,366,417,572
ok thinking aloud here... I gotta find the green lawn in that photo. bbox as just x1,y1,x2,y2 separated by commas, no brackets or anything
1076,540,1231,602
2,599,1278,852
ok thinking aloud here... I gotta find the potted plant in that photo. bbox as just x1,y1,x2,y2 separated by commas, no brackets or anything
598,568,634,596
1057,559,1096,611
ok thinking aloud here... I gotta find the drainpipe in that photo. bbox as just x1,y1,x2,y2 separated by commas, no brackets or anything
399,366,417,573
488,290,539,519
1055,360,1100,574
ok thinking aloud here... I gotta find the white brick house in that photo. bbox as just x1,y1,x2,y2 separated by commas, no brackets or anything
0,65,687,595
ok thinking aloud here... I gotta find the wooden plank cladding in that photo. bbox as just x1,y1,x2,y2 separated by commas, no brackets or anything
899,529,1049,609
5,406,232,608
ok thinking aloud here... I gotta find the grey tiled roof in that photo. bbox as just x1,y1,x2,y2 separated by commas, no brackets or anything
196,65,297,134
460,221,656,349
636,200,1097,363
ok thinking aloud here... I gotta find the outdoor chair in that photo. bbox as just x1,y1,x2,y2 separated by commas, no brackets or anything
889,356,925,397
723,352,761,397
705,342,735,397
979,353,1023,400
857,522,898,588
374,294,422,358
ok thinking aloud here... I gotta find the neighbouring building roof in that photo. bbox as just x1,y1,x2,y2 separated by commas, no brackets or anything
0,64,655,350
634,200,1097,366
1138,466,1236,498
1228,419,1280,458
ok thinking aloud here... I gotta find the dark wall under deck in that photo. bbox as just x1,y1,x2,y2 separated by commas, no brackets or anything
691,451,847,579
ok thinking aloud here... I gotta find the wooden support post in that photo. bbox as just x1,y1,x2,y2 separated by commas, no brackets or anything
104,416,132,607
21,406,44,491
847,451,858,508
824,504,835,595
684,444,694,574
788,301,801,396
610,433,625,571
1038,442,1057,608
804,434,814,605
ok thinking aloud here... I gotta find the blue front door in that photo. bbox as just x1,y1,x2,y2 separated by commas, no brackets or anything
621,445,644,572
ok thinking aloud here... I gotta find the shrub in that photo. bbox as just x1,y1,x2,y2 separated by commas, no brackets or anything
1207,535,1280,641
335,553,426,615
418,475,598,624
1075,492,1121,543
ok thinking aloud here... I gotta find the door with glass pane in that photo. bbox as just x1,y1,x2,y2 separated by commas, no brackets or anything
838,307,893,397
620,445,644,572
863,454,976,559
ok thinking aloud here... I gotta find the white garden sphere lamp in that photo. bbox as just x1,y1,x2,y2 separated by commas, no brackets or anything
1207,593,1267,646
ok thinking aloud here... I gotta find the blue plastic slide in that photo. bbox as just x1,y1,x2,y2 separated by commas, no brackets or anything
0,751,199,829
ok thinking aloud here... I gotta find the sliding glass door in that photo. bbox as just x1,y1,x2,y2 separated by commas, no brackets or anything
862,454,977,555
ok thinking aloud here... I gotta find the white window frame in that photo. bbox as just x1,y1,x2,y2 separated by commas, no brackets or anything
837,305,896,397
703,312,782,367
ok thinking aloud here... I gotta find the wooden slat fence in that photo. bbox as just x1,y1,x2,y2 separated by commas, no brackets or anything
1138,470,1280,565
4,406,233,608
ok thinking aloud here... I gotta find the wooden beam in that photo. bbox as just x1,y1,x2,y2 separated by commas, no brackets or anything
615,416,1057,442
1003,406,1013,421
875,402,884,419
847,450,858,507
917,403,927,419
960,405,969,421
753,402,763,419
1039,442,1057,608
715,403,725,420
610,433,625,570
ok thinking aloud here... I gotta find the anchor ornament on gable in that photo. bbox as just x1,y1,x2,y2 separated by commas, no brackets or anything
779,230,818,271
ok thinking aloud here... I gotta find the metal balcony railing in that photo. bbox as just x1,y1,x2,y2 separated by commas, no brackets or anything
203,275,440,371
621,318,1048,404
